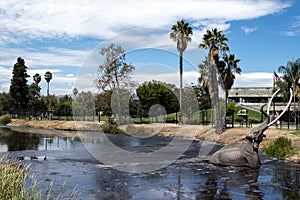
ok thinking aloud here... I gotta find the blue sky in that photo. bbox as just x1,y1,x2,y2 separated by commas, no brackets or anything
0,0,299,95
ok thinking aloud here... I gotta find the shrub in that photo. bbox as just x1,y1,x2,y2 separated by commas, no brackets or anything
102,125,125,134
263,137,295,159
0,114,11,125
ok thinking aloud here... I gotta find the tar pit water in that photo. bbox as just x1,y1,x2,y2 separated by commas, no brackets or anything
0,127,299,199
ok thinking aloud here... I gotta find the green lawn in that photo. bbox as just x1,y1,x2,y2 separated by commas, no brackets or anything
47,104,264,125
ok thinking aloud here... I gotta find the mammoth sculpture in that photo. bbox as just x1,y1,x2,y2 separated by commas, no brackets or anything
207,89,293,168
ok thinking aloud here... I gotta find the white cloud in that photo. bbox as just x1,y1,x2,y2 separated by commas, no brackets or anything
233,72,273,87
0,0,292,94
282,15,300,36
0,0,291,43
241,26,258,35
0,47,90,68
292,16,300,28
66,74,75,78
132,71,198,87
283,30,300,36
133,70,275,89
0,66,12,92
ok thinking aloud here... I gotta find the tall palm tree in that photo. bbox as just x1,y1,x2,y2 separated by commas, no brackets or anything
222,54,241,99
33,73,41,85
170,19,193,124
199,28,229,134
278,59,300,122
32,73,41,98
199,28,229,64
278,58,300,95
44,71,53,96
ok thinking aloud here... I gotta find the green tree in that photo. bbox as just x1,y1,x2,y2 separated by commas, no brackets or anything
198,61,212,124
277,59,300,128
226,102,236,127
55,95,73,119
170,19,193,124
9,57,30,116
278,58,300,100
42,94,57,118
95,91,112,117
198,58,210,94
33,73,41,85
75,91,95,121
97,43,135,91
182,85,200,122
97,43,135,123
29,73,42,98
199,28,229,134
44,71,53,96
193,82,211,111
0,92,13,114
221,54,241,99
28,74,42,117
136,80,179,122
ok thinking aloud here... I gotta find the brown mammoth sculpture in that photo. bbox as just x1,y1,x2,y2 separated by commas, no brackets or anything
207,89,292,168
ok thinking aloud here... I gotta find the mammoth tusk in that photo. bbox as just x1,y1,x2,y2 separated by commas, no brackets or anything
268,88,293,127
267,89,280,115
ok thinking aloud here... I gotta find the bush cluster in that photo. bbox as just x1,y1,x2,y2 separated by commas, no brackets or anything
0,114,11,125
102,125,125,134
263,136,294,159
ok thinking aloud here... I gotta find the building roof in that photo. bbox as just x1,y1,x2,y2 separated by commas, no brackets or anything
228,87,273,98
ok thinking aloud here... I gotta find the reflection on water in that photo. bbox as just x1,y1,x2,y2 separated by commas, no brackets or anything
0,127,299,199
0,127,79,152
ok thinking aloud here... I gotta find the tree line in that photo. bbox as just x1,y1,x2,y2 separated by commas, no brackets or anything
0,57,54,118
94,21,241,129
0,22,242,125
1,20,298,129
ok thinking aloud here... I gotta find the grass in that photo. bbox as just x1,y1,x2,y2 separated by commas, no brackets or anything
262,136,295,159
112,105,263,125
20,103,265,126
234,106,263,122
0,157,31,199
0,157,78,200
290,130,300,136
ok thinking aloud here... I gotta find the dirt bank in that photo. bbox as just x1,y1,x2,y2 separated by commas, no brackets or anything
5,119,300,162
7,119,106,131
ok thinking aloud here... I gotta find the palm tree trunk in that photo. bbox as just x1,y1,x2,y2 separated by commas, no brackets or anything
208,53,224,134
225,90,229,128
179,51,183,124
47,82,49,117
47,82,49,96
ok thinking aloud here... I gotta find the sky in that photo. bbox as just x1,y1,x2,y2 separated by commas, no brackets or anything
0,0,300,95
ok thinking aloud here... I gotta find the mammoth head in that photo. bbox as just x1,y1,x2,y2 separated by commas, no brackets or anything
246,88,293,150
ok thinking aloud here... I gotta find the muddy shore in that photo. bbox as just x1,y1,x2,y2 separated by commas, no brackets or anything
6,119,300,162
